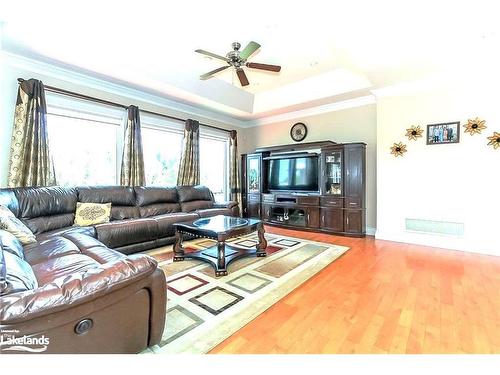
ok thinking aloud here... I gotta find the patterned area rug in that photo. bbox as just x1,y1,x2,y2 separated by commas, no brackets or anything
142,232,349,354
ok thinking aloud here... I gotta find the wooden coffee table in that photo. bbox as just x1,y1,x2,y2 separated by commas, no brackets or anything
172,215,267,276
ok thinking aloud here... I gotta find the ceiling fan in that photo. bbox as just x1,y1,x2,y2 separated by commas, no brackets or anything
195,41,281,87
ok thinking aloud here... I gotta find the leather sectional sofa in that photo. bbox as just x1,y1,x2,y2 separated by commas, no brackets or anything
0,185,239,353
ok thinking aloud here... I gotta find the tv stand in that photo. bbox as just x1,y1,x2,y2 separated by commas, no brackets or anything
241,141,366,237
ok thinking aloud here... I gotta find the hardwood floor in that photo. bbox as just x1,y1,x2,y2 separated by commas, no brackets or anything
209,226,500,354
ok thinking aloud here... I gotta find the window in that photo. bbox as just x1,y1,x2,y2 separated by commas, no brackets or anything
200,132,229,202
47,108,121,186
142,124,183,186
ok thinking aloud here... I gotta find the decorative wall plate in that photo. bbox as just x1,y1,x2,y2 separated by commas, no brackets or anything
405,125,424,141
390,142,407,157
464,117,487,135
290,122,308,142
487,132,500,149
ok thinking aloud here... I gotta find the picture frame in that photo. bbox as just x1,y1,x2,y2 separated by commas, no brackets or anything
426,121,460,145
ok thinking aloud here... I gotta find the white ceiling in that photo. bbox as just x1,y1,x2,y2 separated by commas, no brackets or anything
1,0,499,123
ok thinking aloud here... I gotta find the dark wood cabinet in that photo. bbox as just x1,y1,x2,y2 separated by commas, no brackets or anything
344,210,363,234
320,208,344,232
241,141,366,237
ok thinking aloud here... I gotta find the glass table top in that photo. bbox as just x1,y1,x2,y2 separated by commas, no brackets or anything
192,215,251,232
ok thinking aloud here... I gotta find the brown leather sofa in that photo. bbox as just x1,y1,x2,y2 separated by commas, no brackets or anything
0,185,239,253
0,185,238,353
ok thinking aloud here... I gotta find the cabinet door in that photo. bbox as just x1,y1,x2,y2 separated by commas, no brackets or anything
344,210,363,234
321,147,344,195
320,208,344,232
306,207,319,228
344,145,365,200
247,202,261,219
246,154,262,194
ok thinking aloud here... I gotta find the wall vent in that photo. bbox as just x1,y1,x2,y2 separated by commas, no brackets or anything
405,218,464,236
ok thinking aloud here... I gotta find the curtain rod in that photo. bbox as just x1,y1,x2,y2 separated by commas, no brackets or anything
17,78,232,134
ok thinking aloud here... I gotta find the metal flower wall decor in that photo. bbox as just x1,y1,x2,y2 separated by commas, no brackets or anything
405,125,424,141
390,142,407,157
487,132,500,149
464,117,487,135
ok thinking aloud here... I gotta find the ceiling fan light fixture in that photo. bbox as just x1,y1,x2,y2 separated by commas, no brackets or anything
195,41,281,87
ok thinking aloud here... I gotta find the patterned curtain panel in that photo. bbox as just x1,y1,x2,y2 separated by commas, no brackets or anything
229,130,241,206
120,105,146,186
8,79,56,187
177,119,200,186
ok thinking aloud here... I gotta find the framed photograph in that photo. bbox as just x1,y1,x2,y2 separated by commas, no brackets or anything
426,121,460,145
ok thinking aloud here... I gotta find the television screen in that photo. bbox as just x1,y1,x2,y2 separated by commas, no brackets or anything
268,156,319,192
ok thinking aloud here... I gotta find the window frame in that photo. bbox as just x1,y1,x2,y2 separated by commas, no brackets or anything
46,93,125,186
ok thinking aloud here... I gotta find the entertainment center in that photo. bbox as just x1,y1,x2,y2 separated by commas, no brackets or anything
241,141,366,237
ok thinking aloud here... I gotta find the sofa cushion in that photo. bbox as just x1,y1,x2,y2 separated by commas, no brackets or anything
0,205,36,244
31,254,101,286
181,200,213,213
95,218,159,249
77,186,139,220
196,208,233,218
35,226,96,241
22,213,76,235
15,187,78,219
177,185,213,202
135,187,178,206
1,249,38,295
63,232,126,264
74,202,111,226
23,236,81,265
153,212,199,237
0,229,25,259
0,189,19,217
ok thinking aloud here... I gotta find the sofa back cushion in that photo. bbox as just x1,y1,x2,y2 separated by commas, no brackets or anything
77,186,139,220
176,186,214,212
1,246,38,296
0,229,25,259
0,189,19,217
14,187,78,235
135,187,180,217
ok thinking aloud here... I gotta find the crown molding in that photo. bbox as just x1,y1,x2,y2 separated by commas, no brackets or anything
0,50,250,128
245,95,377,127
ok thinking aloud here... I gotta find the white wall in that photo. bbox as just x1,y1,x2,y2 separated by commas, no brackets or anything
0,54,241,187
376,77,500,255
240,104,377,232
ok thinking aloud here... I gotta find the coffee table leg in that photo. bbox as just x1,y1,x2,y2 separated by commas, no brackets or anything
215,241,228,277
173,231,185,261
256,223,267,257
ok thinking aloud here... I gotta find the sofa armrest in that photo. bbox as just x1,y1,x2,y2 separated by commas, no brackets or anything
213,201,240,217
0,254,158,324
213,200,238,209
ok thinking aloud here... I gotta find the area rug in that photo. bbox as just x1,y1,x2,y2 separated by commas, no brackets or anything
142,232,349,354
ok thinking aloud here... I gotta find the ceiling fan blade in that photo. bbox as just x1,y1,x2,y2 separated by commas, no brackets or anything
246,62,281,72
239,41,261,60
195,49,229,62
200,66,229,80
236,69,249,86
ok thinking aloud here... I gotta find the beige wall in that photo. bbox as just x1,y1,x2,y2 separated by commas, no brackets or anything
239,104,377,231
376,78,500,255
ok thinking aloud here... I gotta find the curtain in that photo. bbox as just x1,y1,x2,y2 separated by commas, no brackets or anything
177,119,200,186
120,105,145,186
229,130,241,206
8,79,56,187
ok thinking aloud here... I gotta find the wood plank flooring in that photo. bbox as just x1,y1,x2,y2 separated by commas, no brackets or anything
209,226,500,354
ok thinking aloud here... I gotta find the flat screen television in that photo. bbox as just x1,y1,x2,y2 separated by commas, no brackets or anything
267,156,319,192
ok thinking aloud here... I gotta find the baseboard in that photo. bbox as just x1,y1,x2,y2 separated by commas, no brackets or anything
366,227,376,236
375,229,499,257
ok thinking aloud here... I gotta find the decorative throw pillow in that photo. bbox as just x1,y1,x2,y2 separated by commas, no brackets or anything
74,202,112,227
0,205,37,245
